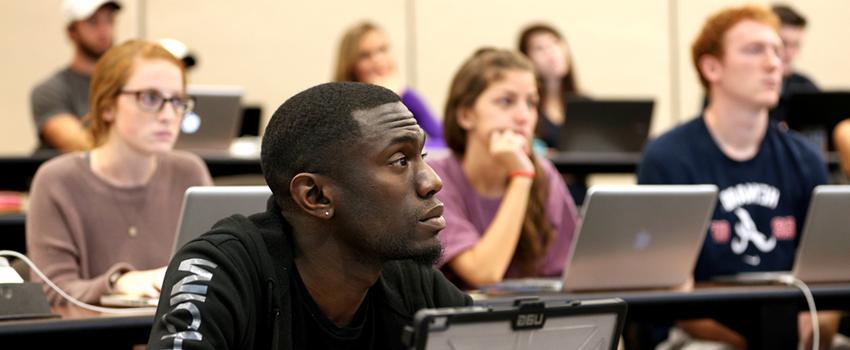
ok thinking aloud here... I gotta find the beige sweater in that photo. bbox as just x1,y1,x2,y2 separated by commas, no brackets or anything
26,151,213,305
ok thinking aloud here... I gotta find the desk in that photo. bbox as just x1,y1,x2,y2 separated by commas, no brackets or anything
0,153,263,192
474,282,850,349
548,151,842,175
0,152,841,192
0,305,153,346
1,284,847,348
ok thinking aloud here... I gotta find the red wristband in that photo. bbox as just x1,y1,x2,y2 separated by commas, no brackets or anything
509,170,536,178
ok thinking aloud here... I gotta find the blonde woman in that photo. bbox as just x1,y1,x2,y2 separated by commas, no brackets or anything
27,40,212,305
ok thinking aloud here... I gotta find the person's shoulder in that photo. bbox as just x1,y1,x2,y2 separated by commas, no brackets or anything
427,153,462,179
401,87,422,99
643,116,703,158
31,68,73,94
788,71,818,85
33,152,86,182
535,155,560,177
770,124,825,164
159,150,208,173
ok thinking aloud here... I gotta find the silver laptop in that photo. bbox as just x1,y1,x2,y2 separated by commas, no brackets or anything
174,85,243,155
484,185,717,293
715,185,850,284
561,185,717,291
170,186,272,254
100,186,271,307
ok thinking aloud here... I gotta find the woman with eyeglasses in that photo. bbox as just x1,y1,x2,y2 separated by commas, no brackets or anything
27,40,213,305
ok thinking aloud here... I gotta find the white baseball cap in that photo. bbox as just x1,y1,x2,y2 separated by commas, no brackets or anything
63,0,121,25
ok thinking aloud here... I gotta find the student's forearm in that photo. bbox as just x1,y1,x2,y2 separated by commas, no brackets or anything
834,119,850,177
677,319,747,350
42,115,93,151
449,177,533,287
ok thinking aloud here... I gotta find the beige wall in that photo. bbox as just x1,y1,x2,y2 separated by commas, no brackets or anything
2,0,849,155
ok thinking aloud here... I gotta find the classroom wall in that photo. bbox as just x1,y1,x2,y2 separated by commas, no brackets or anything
2,0,849,155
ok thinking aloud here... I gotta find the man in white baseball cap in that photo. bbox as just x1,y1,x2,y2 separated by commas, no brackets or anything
29,0,121,153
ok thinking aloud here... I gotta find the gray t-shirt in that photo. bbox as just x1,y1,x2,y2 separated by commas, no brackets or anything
30,67,91,151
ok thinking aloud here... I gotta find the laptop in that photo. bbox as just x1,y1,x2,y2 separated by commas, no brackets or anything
174,85,244,155
482,185,717,293
557,99,654,153
783,91,850,152
714,185,850,284
100,186,271,307
403,298,627,350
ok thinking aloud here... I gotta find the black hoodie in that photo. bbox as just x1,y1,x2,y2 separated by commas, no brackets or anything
147,200,471,350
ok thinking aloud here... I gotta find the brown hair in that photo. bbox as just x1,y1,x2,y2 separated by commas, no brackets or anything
334,21,380,82
772,4,807,27
517,23,581,97
691,5,779,89
443,48,555,276
86,39,186,146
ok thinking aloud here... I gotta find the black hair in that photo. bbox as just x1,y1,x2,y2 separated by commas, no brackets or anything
772,4,807,27
261,82,401,210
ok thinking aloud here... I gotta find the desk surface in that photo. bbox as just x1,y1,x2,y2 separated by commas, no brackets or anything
0,305,153,345
2,283,848,346
2,151,839,191
474,282,850,318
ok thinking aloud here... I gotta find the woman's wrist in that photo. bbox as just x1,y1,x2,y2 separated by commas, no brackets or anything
508,170,536,179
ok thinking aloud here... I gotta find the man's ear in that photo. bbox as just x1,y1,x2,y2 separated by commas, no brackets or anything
698,54,723,85
289,173,335,219
456,107,476,131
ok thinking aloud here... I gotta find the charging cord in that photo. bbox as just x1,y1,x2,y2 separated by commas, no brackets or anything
776,274,819,350
0,250,157,315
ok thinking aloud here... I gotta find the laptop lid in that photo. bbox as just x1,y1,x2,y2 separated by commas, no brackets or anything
405,298,627,350
785,92,850,151
562,185,718,291
171,186,271,255
557,99,654,153
792,185,850,283
174,85,244,155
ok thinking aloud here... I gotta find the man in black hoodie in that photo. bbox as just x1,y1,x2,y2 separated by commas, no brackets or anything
148,82,471,349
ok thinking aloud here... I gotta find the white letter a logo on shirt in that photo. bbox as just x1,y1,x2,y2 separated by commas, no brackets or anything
731,208,776,254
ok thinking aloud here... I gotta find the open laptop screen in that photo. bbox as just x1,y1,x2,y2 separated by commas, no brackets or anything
557,99,654,153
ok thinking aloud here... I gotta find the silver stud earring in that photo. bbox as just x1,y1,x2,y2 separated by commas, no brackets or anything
325,211,330,216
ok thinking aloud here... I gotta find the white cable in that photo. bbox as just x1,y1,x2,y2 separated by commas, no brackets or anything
0,250,156,315
778,275,819,350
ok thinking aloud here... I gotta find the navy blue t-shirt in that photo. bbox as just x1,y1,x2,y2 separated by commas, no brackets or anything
637,116,828,281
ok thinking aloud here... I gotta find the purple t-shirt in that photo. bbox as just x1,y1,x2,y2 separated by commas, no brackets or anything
400,88,445,149
429,154,578,287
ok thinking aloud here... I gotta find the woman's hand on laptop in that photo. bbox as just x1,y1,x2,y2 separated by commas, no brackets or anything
113,266,167,297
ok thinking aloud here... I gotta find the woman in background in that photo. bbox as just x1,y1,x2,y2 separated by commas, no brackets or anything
429,48,578,289
335,21,445,148
27,40,213,305
518,23,585,149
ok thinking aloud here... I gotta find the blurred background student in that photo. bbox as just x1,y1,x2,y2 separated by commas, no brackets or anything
518,23,586,149
27,40,213,305
334,20,445,148
30,0,121,153
429,48,578,290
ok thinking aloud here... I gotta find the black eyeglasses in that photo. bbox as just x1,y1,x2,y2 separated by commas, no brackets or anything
120,89,195,115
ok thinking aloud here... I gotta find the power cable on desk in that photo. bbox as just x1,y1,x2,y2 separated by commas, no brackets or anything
0,250,156,315
776,275,819,350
